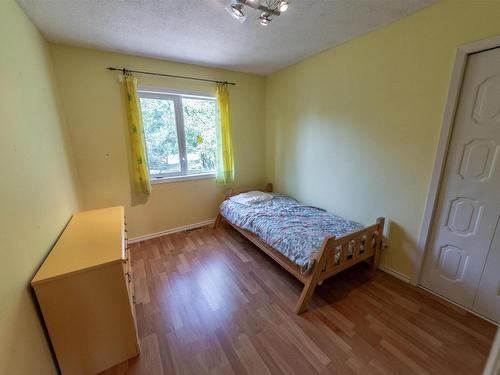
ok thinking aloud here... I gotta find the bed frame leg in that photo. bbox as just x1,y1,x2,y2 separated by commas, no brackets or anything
213,214,222,229
296,276,319,314
295,237,332,314
369,217,385,273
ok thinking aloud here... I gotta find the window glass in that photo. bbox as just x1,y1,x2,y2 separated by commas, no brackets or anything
139,91,218,180
182,98,217,174
140,97,180,175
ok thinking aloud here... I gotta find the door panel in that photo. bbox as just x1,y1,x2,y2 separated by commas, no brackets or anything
473,217,500,322
436,244,469,280
459,139,498,181
446,197,482,236
473,76,500,125
421,47,500,322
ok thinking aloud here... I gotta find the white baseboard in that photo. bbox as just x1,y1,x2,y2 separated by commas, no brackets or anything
129,219,215,244
378,264,411,283
417,285,498,325
380,266,497,324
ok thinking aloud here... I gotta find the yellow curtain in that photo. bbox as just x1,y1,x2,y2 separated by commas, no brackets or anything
124,74,151,195
216,83,235,184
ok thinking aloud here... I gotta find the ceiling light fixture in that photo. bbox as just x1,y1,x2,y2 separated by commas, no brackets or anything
225,3,246,23
226,0,290,26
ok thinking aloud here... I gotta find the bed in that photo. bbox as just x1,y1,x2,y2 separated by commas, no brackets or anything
214,183,385,314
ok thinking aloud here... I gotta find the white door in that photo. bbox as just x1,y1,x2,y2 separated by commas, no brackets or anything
421,47,500,323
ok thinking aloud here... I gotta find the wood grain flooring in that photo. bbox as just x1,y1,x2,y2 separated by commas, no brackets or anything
102,223,496,375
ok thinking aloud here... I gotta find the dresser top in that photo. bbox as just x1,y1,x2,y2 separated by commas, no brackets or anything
32,206,125,285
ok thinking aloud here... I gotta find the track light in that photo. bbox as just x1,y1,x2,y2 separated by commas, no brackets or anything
225,3,246,23
226,0,290,26
259,12,271,26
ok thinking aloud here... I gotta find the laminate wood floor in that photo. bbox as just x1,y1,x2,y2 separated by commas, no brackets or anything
102,223,496,375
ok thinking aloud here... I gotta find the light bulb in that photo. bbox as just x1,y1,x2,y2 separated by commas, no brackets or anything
231,4,244,18
279,1,288,12
259,14,270,26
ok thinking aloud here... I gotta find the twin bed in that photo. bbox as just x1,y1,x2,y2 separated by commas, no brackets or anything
214,184,385,314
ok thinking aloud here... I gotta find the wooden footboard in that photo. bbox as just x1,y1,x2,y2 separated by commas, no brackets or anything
213,183,385,315
296,217,385,314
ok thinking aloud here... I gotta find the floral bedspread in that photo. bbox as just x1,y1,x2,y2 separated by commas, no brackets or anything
220,194,363,274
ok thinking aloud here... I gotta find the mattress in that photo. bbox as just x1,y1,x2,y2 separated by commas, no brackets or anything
220,194,363,274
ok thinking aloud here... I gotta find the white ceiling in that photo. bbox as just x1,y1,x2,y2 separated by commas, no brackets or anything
17,0,436,75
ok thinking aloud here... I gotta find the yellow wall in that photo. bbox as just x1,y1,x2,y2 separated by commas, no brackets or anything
6,0,500,371
0,1,81,374
265,0,500,278
50,45,266,238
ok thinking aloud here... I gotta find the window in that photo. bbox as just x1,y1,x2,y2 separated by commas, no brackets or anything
138,89,218,182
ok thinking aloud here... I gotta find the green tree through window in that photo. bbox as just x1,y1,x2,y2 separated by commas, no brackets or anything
139,91,217,179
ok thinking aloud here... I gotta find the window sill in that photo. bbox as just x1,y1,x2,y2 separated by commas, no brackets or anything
150,173,216,184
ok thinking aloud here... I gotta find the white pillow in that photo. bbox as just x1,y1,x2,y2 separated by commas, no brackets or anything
229,191,273,206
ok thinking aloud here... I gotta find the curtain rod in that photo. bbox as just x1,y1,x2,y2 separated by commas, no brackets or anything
106,67,236,86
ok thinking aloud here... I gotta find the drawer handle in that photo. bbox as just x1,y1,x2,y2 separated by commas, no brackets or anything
132,295,136,304
126,272,132,283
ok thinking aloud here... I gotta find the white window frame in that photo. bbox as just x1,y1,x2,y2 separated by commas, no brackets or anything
138,87,218,184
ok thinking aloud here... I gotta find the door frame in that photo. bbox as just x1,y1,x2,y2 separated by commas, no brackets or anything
412,35,500,286
483,328,500,375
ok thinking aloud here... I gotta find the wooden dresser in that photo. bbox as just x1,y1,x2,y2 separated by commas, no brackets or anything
32,206,139,374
